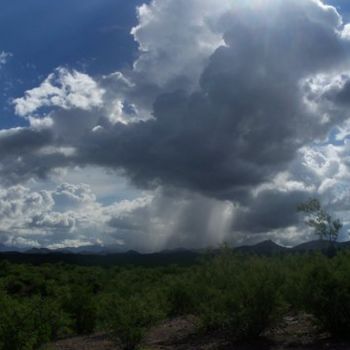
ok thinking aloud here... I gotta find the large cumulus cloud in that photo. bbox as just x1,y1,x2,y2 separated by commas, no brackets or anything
3,0,350,248
76,0,349,200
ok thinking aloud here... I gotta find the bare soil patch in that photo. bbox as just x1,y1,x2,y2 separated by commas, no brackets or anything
47,313,350,350
47,333,117,350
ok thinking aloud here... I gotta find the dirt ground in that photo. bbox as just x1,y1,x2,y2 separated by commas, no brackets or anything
46,313,350,350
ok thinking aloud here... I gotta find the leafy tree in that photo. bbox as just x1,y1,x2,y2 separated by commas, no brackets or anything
297,198,342,243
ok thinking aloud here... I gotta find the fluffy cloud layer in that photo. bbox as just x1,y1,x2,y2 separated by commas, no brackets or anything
0,182,148,250
2,0,350,249
0,183,234,252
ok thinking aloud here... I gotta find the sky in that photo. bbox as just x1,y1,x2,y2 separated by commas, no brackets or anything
1,0,350,251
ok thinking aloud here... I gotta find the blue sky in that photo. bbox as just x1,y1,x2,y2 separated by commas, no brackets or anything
328,0,350,18
0,0,146,128
1,0,350,251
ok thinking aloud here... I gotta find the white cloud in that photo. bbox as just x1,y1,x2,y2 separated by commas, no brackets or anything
47,239,96,250
131,0,229,90
0,180,152,250
284,142,350,214
0,51,12,68
13,68,105,117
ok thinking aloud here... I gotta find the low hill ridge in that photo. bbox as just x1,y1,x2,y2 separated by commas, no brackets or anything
0,239,349,267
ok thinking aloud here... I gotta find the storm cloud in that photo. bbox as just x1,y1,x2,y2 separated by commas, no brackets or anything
75,0,349,201
3,0,350,249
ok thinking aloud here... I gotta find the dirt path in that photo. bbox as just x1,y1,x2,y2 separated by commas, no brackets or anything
46,314,350,350
46,333,117,350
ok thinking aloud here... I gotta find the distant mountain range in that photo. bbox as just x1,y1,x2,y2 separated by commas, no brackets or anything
234,239,350,255
0,240,350,256
0,239,349,267
0,244,131,255
234,240,289,254
25,244,128,255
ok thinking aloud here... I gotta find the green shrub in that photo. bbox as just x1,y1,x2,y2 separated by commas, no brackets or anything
279,255,306,310
197,255,283,339
166,278,197,316
68,286,97,335
102,293,165,350
301,253,350,337
0,294,70,350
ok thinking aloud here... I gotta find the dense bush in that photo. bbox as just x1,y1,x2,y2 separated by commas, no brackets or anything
0,249,350,349
301,252,350,337
0,294,70,350
195,253,283,339
64,285,97,335
165,277,197,316
102,293,165,350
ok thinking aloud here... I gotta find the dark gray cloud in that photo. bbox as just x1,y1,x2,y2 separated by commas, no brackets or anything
3,0,350,248
233,189,309,234
0,151,70,185
74,0,348,202
0,128,68,183
0,128,53,156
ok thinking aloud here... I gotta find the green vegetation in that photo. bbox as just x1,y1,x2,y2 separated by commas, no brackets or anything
1,250,350,349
